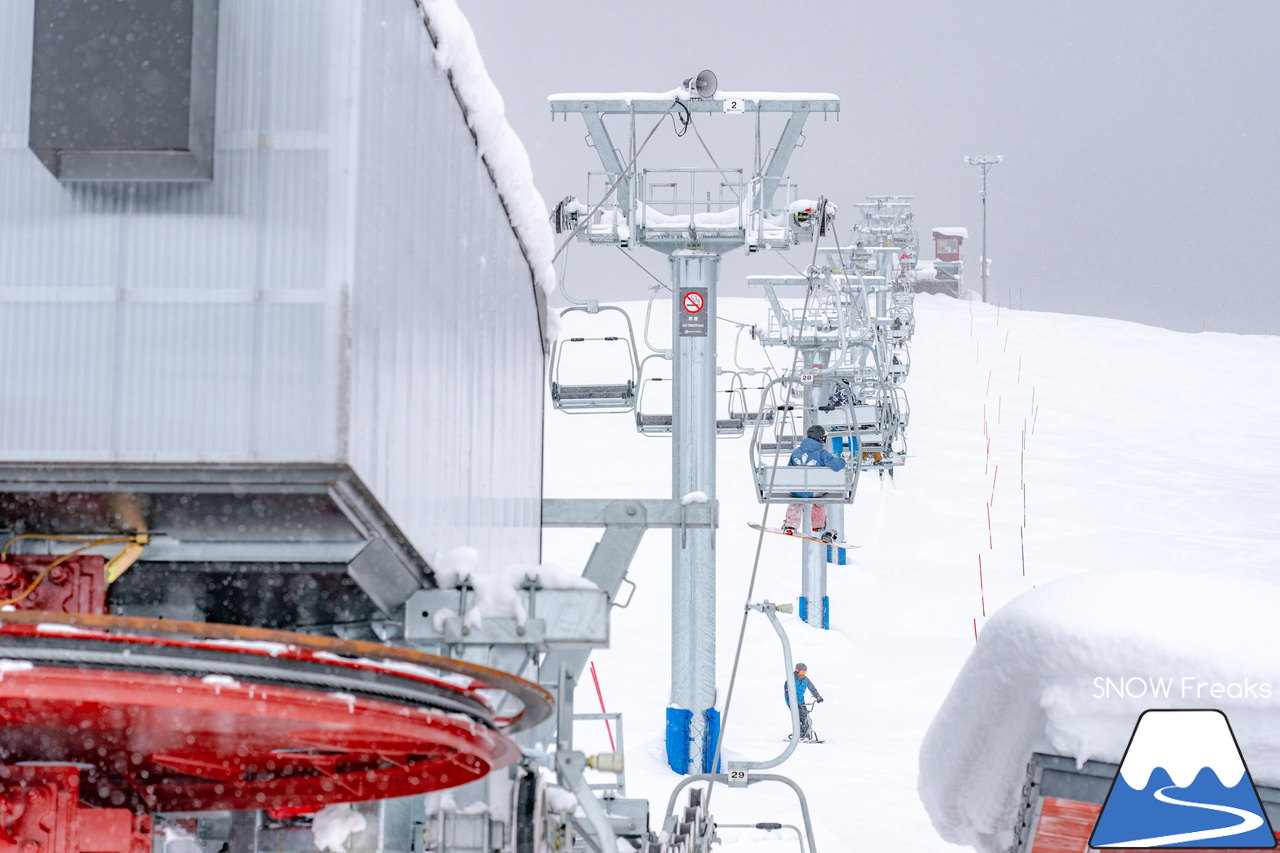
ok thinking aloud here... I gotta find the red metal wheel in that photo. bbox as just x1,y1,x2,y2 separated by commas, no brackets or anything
0,615,547,815
0,663,518,812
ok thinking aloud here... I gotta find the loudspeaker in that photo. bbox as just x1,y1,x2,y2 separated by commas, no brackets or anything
681,69,718,100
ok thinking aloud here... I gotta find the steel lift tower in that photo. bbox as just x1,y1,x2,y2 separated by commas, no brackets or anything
551,74,839,774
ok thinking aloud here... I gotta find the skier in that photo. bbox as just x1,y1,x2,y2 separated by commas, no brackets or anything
783,662,823,742
782,425,845,543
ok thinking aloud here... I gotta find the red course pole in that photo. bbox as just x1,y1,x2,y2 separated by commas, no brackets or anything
589,660,615,751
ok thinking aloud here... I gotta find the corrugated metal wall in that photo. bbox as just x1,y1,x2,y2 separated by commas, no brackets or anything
0,0,544,566
347,0,544,564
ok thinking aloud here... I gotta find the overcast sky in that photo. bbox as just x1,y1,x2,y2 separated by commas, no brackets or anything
464,1,1279,335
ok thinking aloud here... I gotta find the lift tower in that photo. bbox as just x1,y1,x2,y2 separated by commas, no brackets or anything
551,79,839,773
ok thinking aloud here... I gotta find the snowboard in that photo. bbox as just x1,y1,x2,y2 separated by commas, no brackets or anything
786,733,826,744
748,523,859,549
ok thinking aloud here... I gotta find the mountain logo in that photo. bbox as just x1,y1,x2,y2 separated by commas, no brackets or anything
1091,709,1276,848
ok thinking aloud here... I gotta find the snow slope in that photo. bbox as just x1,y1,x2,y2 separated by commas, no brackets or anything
542,292,1280,853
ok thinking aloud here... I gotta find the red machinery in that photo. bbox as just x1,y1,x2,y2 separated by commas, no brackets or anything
0,554,551,853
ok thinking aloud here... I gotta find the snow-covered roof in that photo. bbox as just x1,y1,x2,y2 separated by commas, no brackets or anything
932,226,969,239
415,0,554,325
918,568,1280,853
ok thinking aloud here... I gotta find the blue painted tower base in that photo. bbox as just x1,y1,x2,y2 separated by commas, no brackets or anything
797,596,831,630
665,707,722,773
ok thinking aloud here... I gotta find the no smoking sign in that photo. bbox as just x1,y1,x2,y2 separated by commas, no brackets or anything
679,288,708,337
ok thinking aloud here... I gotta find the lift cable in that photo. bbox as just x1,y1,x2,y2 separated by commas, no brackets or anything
614,247,761,331
705,216,833,805
688,115,741,202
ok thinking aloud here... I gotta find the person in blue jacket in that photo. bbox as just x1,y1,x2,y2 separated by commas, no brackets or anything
782,425,846,543
783,662,824,742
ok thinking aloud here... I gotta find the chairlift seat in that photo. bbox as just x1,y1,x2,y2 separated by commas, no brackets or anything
740,409,776,426
635,414,745,437
552,382,637,411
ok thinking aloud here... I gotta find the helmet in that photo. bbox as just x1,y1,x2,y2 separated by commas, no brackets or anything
806,425,826,442
794,662,807,673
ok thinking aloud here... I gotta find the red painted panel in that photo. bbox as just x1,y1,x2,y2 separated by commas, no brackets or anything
1034,798,1280,853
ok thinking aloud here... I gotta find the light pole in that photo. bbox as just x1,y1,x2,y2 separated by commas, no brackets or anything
965,155,1002,303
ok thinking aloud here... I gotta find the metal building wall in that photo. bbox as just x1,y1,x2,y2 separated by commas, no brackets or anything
0,0,544,567
347,0,545,564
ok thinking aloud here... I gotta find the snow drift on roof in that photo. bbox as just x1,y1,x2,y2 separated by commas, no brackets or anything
918,568,1280,853
415,0,554,315
932,226,969,239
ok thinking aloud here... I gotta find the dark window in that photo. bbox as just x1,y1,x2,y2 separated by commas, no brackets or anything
29,0,219,182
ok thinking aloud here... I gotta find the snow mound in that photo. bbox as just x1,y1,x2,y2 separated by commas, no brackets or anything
431,546,598,628
311,803,367,852
918,568,1280,853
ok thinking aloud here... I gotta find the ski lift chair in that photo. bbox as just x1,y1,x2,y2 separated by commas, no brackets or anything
634,355,674,435
726,372,777,429
749,379,859,504
549,306,640,413
848,396,890,470
710,370,748,438
849,387,910,471
889,304,915,341
634,357,749,437
890,385,911,429
886,347,910,382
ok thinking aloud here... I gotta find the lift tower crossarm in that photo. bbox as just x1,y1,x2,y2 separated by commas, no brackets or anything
549,93,839,217
580,111,630,209
548,94,840,115
759,111,807,213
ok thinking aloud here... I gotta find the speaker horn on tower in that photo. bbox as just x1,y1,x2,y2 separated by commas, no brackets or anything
681,70,718,100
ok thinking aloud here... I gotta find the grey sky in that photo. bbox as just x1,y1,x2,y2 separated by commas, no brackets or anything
464,1,1279,335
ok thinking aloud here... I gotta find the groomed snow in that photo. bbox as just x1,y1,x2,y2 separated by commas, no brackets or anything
543,292,1280,853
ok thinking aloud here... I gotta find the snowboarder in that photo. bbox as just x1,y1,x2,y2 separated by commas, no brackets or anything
783,662,823,742
782,425,845,543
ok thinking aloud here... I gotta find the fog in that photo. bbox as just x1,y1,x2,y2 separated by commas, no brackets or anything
465,0,1279,335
